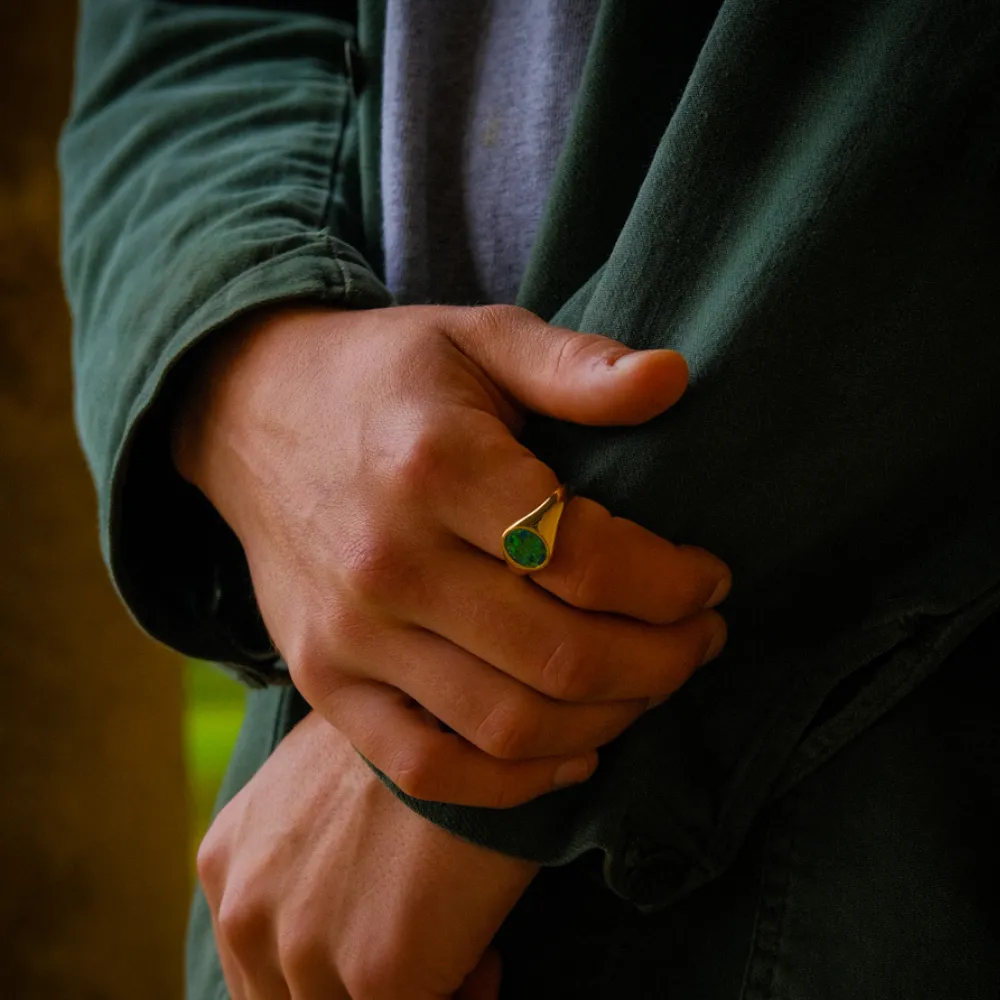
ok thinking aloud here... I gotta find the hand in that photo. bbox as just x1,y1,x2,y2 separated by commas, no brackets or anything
198,711,538,1000
175,303,730,806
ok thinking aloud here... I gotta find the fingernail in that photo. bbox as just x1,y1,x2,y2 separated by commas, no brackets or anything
701,625,727,665
554,756,595,789
705,575,731,608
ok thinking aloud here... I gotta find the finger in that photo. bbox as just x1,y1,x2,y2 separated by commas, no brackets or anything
326,680,599,808
422,411,731,623
199,841,256,1000
282,945,352,1000
329,622,646,760
529,499,732,621
448,304,690,426
208,875,291,1000
215,945,251,1000
208,908,252,1000
455,948,502,1000
405,543,727,704
245,981,291,1000
215,915,291,1000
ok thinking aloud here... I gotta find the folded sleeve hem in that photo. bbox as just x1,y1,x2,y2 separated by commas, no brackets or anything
105,242,393,676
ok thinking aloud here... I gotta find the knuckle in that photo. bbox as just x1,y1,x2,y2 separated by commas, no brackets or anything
549,329,584,379
216,888,264,955
474,699,538,760
554,503,612,608
384,743,437,800
548,328,611,379
393,423,450,492
286,647,328,705
338,528,407,604
195,829,225,891
538,637,594,701
561,551,607,609
282,632,346,708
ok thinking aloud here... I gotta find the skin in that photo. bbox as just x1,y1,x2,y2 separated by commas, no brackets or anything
174,303,731,806
198,711,536,1000
176,302,733,996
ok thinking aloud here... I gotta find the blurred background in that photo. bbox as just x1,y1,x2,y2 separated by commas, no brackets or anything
0,5,245,996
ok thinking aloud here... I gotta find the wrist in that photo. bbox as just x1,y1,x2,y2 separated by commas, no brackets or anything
169,303,346,535
170,320,246,490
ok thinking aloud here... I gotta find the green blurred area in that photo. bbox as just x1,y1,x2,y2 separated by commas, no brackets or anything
184,660,246,860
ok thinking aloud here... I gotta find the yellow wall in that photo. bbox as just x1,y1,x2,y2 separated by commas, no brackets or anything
0,5,190,997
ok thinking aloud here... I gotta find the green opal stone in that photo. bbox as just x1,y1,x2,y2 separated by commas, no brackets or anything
504,528,548,568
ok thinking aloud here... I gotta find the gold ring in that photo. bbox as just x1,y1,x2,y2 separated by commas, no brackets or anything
501,484,569,574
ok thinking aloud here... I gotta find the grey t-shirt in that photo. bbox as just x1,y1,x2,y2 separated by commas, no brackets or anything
381,0,600,306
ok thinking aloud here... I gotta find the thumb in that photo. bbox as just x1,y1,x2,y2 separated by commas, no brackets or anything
449,305,689,426
454,947,502,1000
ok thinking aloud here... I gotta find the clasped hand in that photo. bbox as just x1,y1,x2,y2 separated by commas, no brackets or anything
175,303,731,807
180,302,732,999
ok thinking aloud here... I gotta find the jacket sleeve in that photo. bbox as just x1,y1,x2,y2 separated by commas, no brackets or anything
60,0,393,681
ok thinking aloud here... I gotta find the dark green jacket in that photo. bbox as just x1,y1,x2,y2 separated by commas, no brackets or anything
62,0,1000,925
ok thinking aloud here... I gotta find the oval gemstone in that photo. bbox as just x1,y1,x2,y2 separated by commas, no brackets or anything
504,528,548,568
